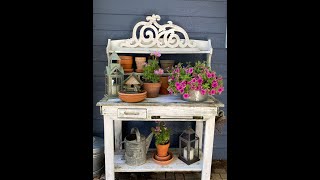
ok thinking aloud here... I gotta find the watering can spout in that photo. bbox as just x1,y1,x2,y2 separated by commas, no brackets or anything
145,132,154,154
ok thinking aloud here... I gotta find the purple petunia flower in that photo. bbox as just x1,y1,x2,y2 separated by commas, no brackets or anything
191,78,196,83
188,68,193,74
207,72,213,78
197,78,203,84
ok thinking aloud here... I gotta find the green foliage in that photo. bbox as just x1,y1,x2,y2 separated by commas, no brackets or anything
142,60,161,83
151,121,171,145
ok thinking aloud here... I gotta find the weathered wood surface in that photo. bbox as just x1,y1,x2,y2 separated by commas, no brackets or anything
96,95,224,107
201,117,216,179
114,148,202,172
104,116,115,180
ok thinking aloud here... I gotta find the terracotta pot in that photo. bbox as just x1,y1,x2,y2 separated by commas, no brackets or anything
156,143,170,157
160,60,174,72
135,57,146,72
118,90,147,103
119,56,133,69
143,82,161,98
159,76,169,95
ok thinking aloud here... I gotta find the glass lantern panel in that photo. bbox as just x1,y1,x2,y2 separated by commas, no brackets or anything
180,139,188,160
190,140,199,159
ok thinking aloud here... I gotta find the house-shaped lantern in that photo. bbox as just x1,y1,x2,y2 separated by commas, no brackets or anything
122,73,143,93
178,127,200,165
105,52,124,97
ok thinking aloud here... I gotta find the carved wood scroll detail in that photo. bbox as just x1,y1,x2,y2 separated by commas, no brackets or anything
120,14,197,48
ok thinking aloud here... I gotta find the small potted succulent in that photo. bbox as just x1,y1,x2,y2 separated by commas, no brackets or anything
142,52,164,98
167,61,224,102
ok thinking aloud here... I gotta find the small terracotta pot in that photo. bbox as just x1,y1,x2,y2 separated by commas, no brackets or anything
143,82,161,98
118,90,147,103
159,76,169,95
156,143,170,157
135,57,146,72
119,56,133,69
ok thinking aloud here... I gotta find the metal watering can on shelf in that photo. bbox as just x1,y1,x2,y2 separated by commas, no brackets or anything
122,127,153,166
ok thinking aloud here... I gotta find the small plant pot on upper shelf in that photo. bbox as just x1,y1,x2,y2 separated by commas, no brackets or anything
119,55,133,72
135,57,146,73
160,60,175,72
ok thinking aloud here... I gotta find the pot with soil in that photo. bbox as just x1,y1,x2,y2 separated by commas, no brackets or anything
143,82,161,98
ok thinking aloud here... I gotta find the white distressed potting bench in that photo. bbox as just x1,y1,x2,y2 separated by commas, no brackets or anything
96,14,225,180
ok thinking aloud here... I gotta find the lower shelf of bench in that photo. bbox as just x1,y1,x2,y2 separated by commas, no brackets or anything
114,148,202,172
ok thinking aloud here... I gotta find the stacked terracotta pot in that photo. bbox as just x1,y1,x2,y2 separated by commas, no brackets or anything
159,76,169,95
135,57,146,73
119,55,133,73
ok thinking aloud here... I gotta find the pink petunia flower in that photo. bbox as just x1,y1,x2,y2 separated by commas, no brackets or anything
183,93,190,99
209,89,216,95
200,89,207,95
207,72,213,78
197,78,203,84
218,87,224,94
179,89,184,94
191,78,196,83
212,81,218,88
188,68,193,74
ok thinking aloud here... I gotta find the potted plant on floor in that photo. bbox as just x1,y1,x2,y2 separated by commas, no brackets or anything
142,52,164,98
151,121,172,163
167,61,224,102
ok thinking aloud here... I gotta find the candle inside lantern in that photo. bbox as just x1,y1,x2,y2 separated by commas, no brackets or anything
183,147,194,160
112,84,119,95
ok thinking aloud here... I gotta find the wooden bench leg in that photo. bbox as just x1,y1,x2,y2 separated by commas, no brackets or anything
104,116,114,180
201,117,215,180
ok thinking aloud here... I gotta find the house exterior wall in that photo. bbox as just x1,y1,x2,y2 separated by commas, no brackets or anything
93,0,227,159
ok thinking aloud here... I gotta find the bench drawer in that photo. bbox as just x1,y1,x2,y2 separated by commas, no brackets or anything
117,108,147,119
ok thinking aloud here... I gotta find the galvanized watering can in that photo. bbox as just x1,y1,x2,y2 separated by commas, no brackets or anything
123,127,153,166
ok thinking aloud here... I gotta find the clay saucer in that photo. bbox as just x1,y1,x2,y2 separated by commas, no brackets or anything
152,151,174,165
155,152,171,161
118,90,147,103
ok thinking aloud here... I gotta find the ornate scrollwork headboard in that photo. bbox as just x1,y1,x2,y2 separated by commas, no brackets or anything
120,14,197,48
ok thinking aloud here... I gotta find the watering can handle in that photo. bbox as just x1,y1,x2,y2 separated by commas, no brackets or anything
130,127,141,142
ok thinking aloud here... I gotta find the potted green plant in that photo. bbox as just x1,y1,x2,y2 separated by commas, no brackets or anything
151,121,171,157
167,61,224,101
142,51,164,98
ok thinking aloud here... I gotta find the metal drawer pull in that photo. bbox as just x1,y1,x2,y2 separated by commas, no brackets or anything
124,112,139,115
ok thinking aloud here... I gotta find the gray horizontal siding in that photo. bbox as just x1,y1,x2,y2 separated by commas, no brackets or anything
93,15,226,33
93,0,226,18
93,0,227,159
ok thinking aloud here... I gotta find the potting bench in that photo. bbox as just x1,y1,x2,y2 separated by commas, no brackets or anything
97,14,225,180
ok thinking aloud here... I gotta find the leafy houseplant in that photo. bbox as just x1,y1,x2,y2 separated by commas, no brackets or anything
142,51,164,98
167,61,224,101
151,121,171,157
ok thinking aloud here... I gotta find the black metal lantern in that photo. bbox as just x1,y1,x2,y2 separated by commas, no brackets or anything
105,52,124,97
178,127,200,165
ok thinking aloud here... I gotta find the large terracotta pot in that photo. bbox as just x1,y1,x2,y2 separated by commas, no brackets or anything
135,57,146,72
119,56,133,69
143,82,161,98
156,143,170,157
159,76,169,95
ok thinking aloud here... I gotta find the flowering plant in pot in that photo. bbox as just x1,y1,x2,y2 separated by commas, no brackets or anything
142,52,164,98
151,121,171,158
167,61,224,102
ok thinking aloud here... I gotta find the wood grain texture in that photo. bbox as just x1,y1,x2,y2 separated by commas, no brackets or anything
201,117,215,179
94,0,226,18
93,14,226,34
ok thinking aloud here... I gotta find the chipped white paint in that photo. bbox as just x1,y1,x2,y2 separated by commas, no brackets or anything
114,148,202,172
120,14,197,49
114,121,122,151
196,121,204,150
